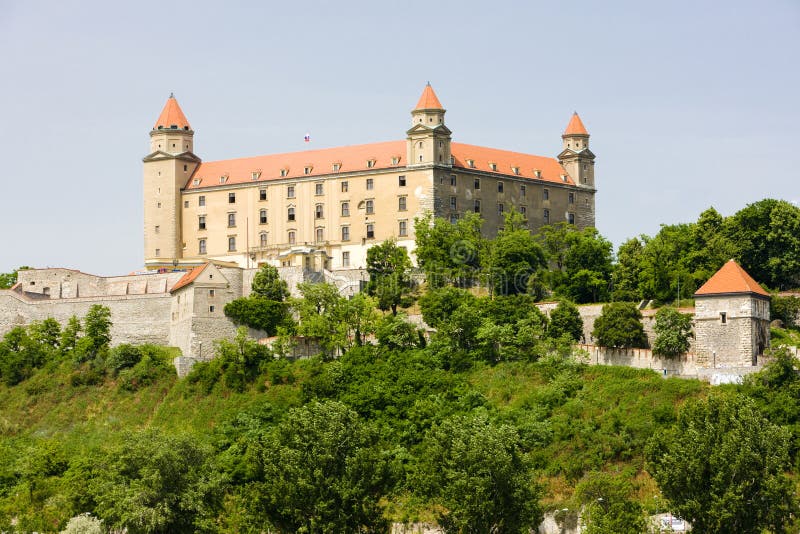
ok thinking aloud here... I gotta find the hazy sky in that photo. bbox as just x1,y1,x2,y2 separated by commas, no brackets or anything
1,0,798,275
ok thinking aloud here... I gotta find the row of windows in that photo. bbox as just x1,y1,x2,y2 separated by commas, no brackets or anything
197,221,409,254
196,196,410,230
190,176,409,207
440,176,575,204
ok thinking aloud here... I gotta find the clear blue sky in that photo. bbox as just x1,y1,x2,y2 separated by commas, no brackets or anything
1,0,798,275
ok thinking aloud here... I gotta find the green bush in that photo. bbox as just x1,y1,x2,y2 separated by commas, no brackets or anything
106,344,142,376
117,347,174,391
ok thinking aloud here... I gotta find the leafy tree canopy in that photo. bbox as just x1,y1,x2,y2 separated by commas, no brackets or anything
652,307,693,357
366,239,414,314
591,302,647,348
250,263,289,301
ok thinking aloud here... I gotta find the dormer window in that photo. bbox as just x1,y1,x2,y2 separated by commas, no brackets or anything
251,171,261,181
280,168,288,177
534,169,542,178
391,157,400,165
332,163,341,172
512,167,520,175
219,175,228,184
489,163,497,172
466,159,475,168
367,159,376,168
193,178,201,186
304,166,313,175
561,175,568,182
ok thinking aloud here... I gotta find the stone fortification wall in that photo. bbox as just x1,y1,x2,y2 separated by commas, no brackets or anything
15,268,183,300
0,289,172,347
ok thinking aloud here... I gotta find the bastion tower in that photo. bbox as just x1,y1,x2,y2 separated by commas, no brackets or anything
143,95,201,269
558,113,596,228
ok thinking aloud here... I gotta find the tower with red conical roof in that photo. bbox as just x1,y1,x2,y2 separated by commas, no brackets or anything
406,83,452,167
143,94,201,267
558,112,596,226
693,259,771,367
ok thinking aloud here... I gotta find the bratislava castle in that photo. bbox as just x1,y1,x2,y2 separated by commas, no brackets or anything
143,84,596,271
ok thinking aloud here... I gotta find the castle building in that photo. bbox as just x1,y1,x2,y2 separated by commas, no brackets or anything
146,84,597,272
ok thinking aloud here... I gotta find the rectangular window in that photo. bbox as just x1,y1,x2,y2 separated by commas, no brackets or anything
543,189,549,201
228,192,236,203
198,239,206,254
474,199,481,213
342,251,350,267
287,207,295,221
209,305,215,313
366,178,374,190
474,178,480,190
341,181,348,192
209,289,215,297
259,189,267,201
366,199,374,215
199,195,205,207
341,202,350,217
315,204,324,219
228,213,236,227
366,223,375,239
720,312,727,324
316,228,324,242
315,183,323,195
498,203,504,215
398,220,407,237
228,236,236,251
198,216,206,230
260,232,268,246
520,185,526,198
341,226,350,241
399,175,406,187
450,174,457,186
287,185,295,198
155,248,160,256
543,208,550,223
184,200,189,208
520,206,527,217
259,209,267,224
155,225,160,234
288,231,296,245
568,212,575,224
450,196,457,210
498,181,504,193
398,196,407,211
569,192,575,204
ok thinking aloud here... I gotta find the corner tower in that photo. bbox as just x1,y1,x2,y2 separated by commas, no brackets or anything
143,94,201,268
406,83,452,166
558,112,596,227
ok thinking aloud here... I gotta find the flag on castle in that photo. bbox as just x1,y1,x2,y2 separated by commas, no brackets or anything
304,132,311,143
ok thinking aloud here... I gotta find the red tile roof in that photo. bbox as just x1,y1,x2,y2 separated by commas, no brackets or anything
154,94,191,130
564,112,588,136
414,83,443,110
170,264,207,292
186,140,573,189
694,260,768,297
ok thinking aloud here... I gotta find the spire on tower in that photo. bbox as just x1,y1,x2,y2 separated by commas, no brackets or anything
414,83,444,111
563,112,588,136
153,94,191,131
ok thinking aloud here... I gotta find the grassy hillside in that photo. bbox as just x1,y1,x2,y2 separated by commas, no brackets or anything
0,347,716,531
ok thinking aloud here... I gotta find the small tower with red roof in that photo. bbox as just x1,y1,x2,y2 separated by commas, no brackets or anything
693,259,771,367
143,94,201,268
406,83,452,167
558,112,596,227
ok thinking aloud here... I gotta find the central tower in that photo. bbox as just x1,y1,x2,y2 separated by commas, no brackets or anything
406,83,452,167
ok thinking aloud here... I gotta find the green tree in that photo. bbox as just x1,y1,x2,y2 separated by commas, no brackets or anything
487,211,547,296
246,400,391,532
591,302,647,348
560,228,613,303
366,239,414,314
79,305,112,361
574,472,646,534
771,294,800,328
375,313,421,350
214,327,273,392
419,287,477,329
0,266,29,289
412,410,542,533
60,315,81,356
612,237,645,302
726,198,800,290
646,394,798,533
652,307,693,357
224,297,293,336
250,263,289,301
292,282,346,358
337,292,380,349
414,212,485,287
686,207,732,289
548,300,584,342
89,430,225,533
